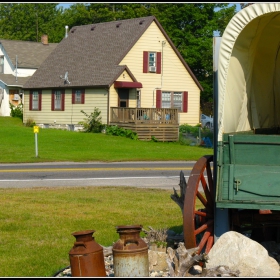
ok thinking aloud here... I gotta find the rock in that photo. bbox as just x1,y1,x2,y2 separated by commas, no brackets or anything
101,245,113,257
201,265,240,277
148,249,168,271
189,265,203,275
206,231,280,277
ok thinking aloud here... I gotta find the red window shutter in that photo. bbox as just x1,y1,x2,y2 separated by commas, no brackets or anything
38,91,42,111
29,91,32,110
61,91,65,111
72,90,75,104
143,51,148,73
156,52,161,74
156,90,162,108
51,91,55,111
183,91,188,112
81,89,85,104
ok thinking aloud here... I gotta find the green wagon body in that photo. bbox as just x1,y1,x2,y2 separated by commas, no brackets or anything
216,132,280,210
212,3,280,241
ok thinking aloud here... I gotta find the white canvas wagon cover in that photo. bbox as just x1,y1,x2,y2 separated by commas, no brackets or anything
218,3,280,141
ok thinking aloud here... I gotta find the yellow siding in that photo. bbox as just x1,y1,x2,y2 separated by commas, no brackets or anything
109,86,119,110
117,70,134,82
119,22,201,126
23,88,108,125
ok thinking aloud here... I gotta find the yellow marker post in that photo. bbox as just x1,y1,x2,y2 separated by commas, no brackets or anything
33,126,39,157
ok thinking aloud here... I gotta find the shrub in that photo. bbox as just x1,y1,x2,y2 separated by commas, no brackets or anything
179,123,213,139
25,118,36,127
179,123,201,136
151,135,158,142
179,124,213,146
106,125,138,140
9,102,23,120
79,108,105,133
178,132,193,146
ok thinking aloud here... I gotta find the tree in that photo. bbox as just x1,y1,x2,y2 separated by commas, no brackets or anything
0,3,64,42
240,3,254,9
60,3,93,28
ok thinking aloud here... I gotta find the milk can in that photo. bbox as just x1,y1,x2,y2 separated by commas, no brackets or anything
112,225,149,277
69,229,106,277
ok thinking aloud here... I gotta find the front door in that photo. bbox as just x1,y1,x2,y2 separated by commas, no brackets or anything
118,89,129,107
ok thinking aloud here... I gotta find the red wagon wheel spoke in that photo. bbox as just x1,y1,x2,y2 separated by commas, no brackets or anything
183,155,214,255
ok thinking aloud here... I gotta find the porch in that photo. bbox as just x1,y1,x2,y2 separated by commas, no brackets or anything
110,107,179,141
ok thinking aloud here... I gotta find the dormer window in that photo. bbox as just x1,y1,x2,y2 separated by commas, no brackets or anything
0,56,3,73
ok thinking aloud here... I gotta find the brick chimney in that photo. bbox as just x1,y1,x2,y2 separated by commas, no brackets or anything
41,34,48,45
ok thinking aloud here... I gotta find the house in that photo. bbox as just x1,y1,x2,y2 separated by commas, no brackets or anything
23,16,203,141
0,36,58,116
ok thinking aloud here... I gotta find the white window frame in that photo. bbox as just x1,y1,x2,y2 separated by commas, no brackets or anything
162,91,171,108
136,90,141,108
148,52,156,67
74,89,82,103
162,91,183,112
32,91,39,110
173,92,183,111
54,90,62,110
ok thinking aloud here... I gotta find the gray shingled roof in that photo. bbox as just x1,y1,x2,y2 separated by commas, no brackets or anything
23,16,203,91
0,74,30,87
0,39,58,69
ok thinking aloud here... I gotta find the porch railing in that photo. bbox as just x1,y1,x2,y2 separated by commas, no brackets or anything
110,107,178,125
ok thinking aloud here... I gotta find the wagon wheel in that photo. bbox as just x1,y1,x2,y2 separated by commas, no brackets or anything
183,155,214,255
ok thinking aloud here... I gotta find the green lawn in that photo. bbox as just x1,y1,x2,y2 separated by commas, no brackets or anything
0,116,213,163
0,186,185,277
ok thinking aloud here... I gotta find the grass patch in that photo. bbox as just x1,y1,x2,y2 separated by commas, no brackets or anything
0,186,184,277
0,117,213,163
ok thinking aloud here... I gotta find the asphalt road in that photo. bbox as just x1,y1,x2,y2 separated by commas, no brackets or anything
0,161,197,190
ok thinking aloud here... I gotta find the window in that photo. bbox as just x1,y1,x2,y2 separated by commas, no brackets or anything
149,52,156,67
55,91,61,109
29,90,42,111
156,90,188,112
51,89,65,111
72,89,85,104
0,56,3,73
143,51,161,74
9,89,20,102
136,90,141,108
173,92,183,111
162,91,171,108
32,91,39,109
